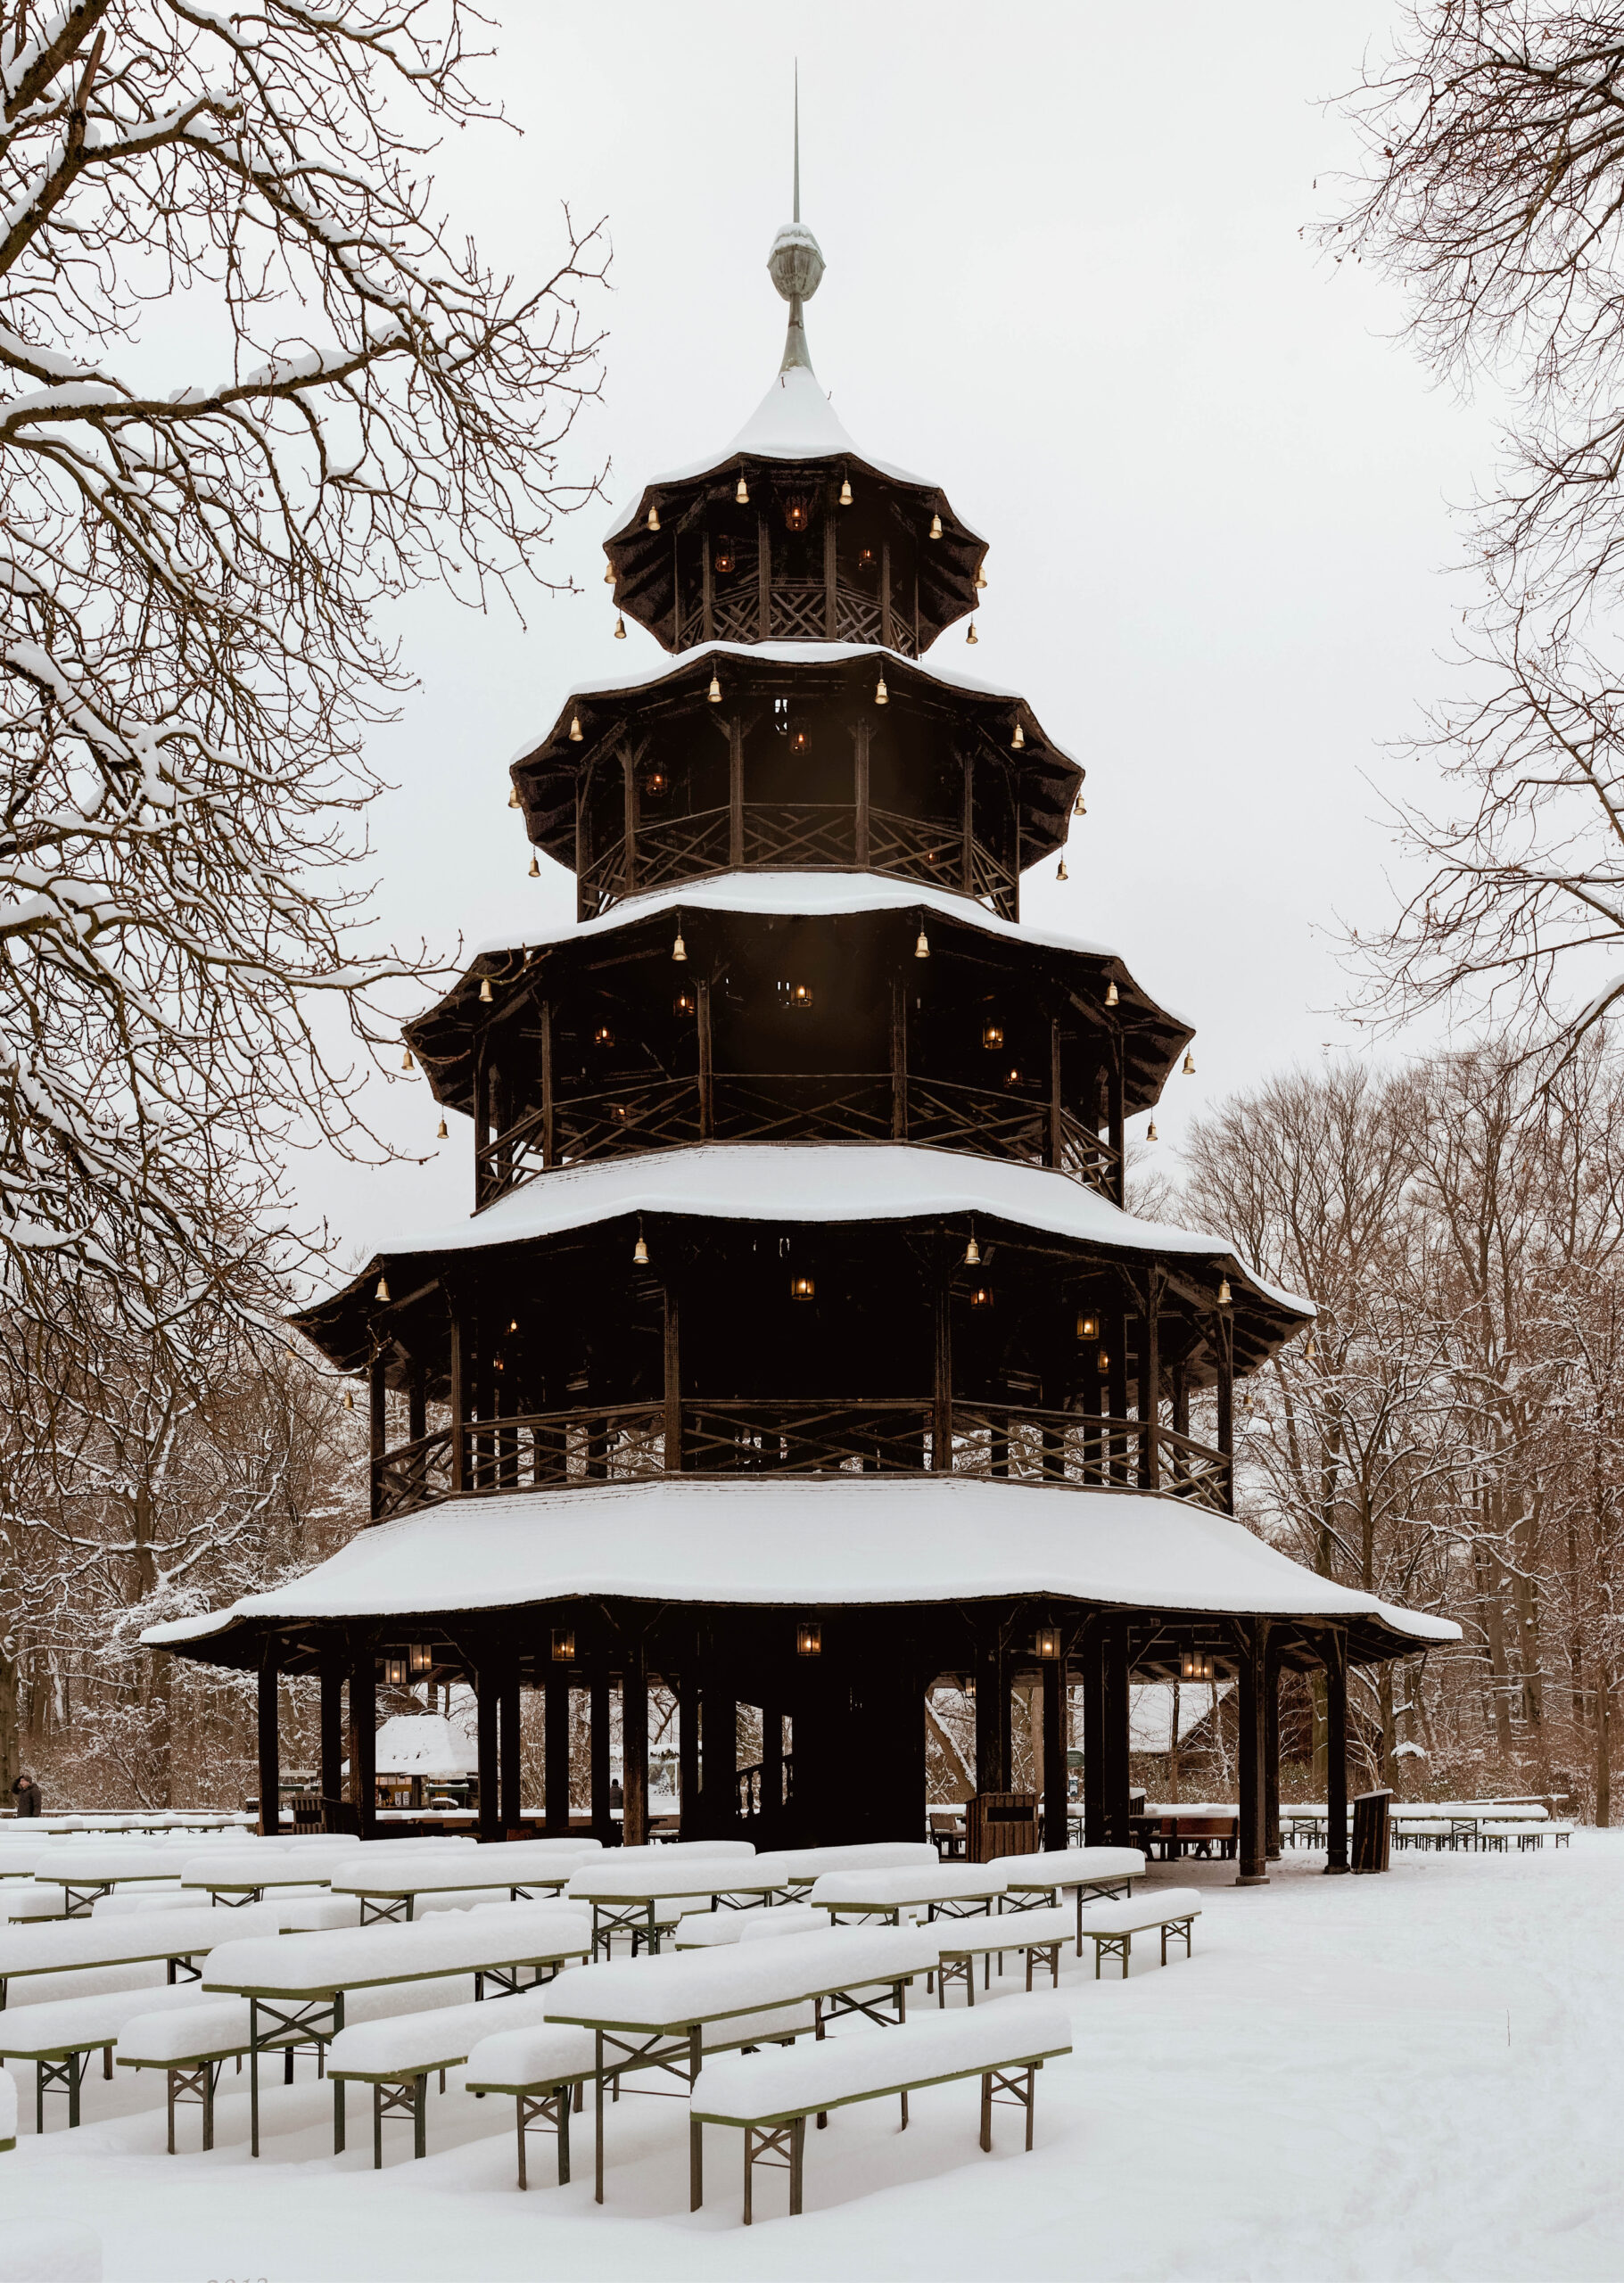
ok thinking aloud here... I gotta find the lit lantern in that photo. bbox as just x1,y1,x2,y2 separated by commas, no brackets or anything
643,769,669,800
1004,1066,1022,1088
714,540,736,574
408,1643,434,1677
857,546,876,571
1182,1650,1214,1682
381,1656,409,1686
969,1285,994,1309
790,1274,816,1302
796,1620,822,1657
674,988,697,1018
1077,1314,1099,1340
784,497,810,532
593,1024,614,1048
1097,1346,1110,1374
982,1020,1004,1049
551,1628,576,1663
1034,1627,1061,1661
790,728,811,754
787,983,814,1011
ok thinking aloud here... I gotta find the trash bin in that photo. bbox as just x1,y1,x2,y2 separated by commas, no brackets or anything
1351,1788,1392,1874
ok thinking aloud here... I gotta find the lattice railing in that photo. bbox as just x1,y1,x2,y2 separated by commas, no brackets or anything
371,1429,454,1522
952,1405,1232,1512
681,1399,936,1474
741,803,858,870
712,1072,894,1145
675,584,919,656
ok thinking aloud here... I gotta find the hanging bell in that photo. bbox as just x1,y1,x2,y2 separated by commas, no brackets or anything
672,931,688,962
1306,1334,1318,1361
963,1235,981,1266
976,566,988,590
400,1048,414,1072
633,1229,649,1266
527,854,540,878
1011,721,1025,750
479,976,493,1004
375,1276,391,1303
1183,1051,1196,1076
568,715,582,742
1074,790,1087,817
839,476,853,507
1217,1278,1232,1306
929,512,943,540
966,622,977,645
614,614,627,639
1147,1119,1158,1142
1105,979,1119,1008
343,1386,354,1411
647,504,661,532
875,672,889,705
435,1117,448,1141
914,929,930,960
707,672,722,704
508,785,520,808
736,474,749,505
1056,857,1068,882
604,562,616,583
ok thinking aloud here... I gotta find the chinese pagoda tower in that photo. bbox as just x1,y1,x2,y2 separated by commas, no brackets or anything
150,148,1455,1878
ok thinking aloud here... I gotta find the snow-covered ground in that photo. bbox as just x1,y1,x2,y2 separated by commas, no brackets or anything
1,1835,1620,2282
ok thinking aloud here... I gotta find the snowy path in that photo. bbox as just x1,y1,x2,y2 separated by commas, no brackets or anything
1,1835,1620,2281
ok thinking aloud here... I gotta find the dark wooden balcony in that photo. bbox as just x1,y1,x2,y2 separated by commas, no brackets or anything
474,1069,1120,1209
368,1397,1232,1524
676,579,920,657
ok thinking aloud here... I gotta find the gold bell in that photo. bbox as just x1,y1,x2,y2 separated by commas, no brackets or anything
1183,1051,1197,1076
736,474,749,505
343,1387,354,1411
436,1118,448,1140
1105,979,1119,1008
1217,1278,1232,1306
1011,721,1025,750
929,512,943,540
479,976,493,1004
614,614,627,639
1056,858,1068,882
839,477,853,506
508,786,520,808
672,931,687,962
647,504,660,532
528,854,540,878
400,1048,414,1072
875,672,888,705
568,715,582,742
604,562,616,583
375,1276,391,1303
632,1228,649,1266
966,622,977,645
1074,790,1087,817
1147,1120,1158,1142
976,566,988,590
914,929,930,960
963,1235,981,1266
707,673,722,704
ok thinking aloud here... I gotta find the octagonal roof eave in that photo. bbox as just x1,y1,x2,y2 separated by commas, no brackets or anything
139,1473,1456,1669
509,639,1081,780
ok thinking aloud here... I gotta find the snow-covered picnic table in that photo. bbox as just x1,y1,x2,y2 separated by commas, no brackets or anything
541,1922,942,2205
0,1898,299,2010
329,1837,601,1924
776,1842,939,1889
986,1848,1147,1949
806,1864,1009,1924
179,1838,369,1905
564,1853,792,1957
201,1900,592,2155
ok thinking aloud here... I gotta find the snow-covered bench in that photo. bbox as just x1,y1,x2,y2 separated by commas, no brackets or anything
0,1982,210,2132
327,1988,565,2167
0,1897,297,2009
1076,1887,1202,1978
565,1855,790,1958
988,1849,1147,1949
935,1904,1074,2004
805,1865,1009,1924
674,1906,822,1949
331,1838,601,1924
689,1994,1073,2223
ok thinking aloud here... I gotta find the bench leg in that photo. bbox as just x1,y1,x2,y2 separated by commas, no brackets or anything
744,2125,754,2226
415,2073,427,2161
813,1997,828,2128
285,2046,295,2086
790,2113,804,2217
516,2098,528,2191
374,2082,383,2171
167,2069,177,2156
595,2032,605,2205
103,2044,112,2081
688,2024,703,2211
980,2070,993,2153
558,2082,571,2186
203,2062,216,2154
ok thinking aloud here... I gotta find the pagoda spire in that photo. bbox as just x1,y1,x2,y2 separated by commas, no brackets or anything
768,64,824,375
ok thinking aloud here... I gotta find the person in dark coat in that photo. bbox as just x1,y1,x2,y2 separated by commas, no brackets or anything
10,1773,40,1817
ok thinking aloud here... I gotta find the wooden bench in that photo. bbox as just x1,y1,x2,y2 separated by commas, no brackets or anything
118,1997,262,2152
935,1904,1074,2004
328,1988,567,2167
0,1983,210,2132
689,1994,1072,2222
1076,1887,1202,1978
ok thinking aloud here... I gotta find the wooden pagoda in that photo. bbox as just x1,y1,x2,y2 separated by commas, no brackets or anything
147,169,1456,1879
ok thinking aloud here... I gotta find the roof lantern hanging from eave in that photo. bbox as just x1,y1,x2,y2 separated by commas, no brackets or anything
601,132,987,653
402,876,1193,1125
507,641,1080,870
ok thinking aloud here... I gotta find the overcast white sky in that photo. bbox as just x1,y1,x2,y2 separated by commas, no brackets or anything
306,0,1501,1261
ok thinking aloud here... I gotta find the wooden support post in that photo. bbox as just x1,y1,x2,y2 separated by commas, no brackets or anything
702,1649,736,1840
1265,1638,1282,1861
590,1666,614,1843
449,1309,466,1496
1047,1016,1064,1171
621,746,638,898
974,1635,1009,1800
1235,1619,1270,1884
1042,1652,1068,1850
622,1635,648,1849
880,540,893,649
477,1663,501,1843
367,1340,386,1524
853,721,870,869
544,1670,571,1835
1325,1630,1349,1875
499,1667,522,1835
663,1281,682,1472
349,1652,376,1840
574,784,590,923
1107,1052,1125,1210
960,754,975,897
762,1699,784,1836
1172,1362,1189,1441
932,1266,953,1472
890,971,908,1140
540,1001,555,1169
1102,1617,1131,1847
756,510,771,639
823,505,837,639
1216,1308,1235,1515
1080,1620,1106,1846
702,530,714,642
697,978,714,1139
1107,1315,1130,1488
728,717,745,869
256,1652,280,1838
1139,1268,1163,1493
679,1659,701,1840
319,1662,344,1813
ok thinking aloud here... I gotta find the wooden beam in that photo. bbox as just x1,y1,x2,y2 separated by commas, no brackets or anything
544,1670,571,1834
590,1664,614,1842
701,1645,737,1840
622,1632,649,1848
702,529,714,642
1047,1014,1063,1170
975,1630,1010,1797
1216,1306,1235,1513
1107,1050,1125,1209
663,1279,682,1472
880,540,893,649
1139,1267,1163,1492
1265,1635,1282,1861
932,1260,952,1472
823,502,837,639
890,971,908,1140
540,999,555,1169
499,1665,522,1835
621,744,638,900
679,1657,701,1840
448,1307,466,1495
1235,1617,1270,1883
756,509,771,639
1080,1619,1106,1845
349,1650,376,1841
256,1651,280,1838
960,754,975,897
318,1661,344,1813
762,1696,784,1839
367,1341,386,1523
477,1661,501,1842
1043,1651,1068,1850
574,781,591,923
1325,1630,1349,1875
728,714,745,868
853,720,870,868
697,977,713,1139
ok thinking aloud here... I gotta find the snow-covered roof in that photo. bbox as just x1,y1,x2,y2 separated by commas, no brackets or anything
142,1475,1457,1658
323,1141,1312,1320
509,641,1076,775
370,1713,477,1780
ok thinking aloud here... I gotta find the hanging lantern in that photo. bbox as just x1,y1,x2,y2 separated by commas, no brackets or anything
672,930,687,962
647,504,660,532
857,546,876,571
1105,979,1119,1008
1011,721,1025,750
1183,1051,1197,1076
1217,1278,1232,1306
796,1620,822,1657
790,1273,816,1302
1182,1650,1214,1682
1076,1314,1099,1341
787,983,814,1011
551,1628,576,1664
342,1386,354,1411
966,621,978,645
929,512,944,540
479,976,493,1003
643,769,669,800
1147,1119,1158,1142
982,1019,1004,1050
1098,1346,1110,1374
614,614,627,639
969,1285,994,1309
381,1656,409,1686
435,1117,448,1141
632,1222,649,1266
408,1643,434,1677
875,672,888,705
568,715,582,742
508,785,521,809
674,987,697,1018
1034,1626,1061,1661
528,854,540,878
400,1048,414,1072
707,672,722,705
789,728,811,755
592,1023,614,1049
963,1234,981,1266
784,496,810,532
839,477,853,507
914,930,930,959
1004,1065,1022,1088
375,1276,391,1303
1056,857,1068,882
736,474,750,505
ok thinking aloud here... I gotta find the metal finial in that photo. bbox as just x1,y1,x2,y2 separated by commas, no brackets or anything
794,61,800,225
769,63,823,374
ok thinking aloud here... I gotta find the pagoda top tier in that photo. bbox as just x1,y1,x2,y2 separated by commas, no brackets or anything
603,181,985,655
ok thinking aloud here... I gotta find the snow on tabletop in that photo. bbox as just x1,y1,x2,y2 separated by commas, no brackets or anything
116,1998,254,2067
934,1905,1074,1951
0,1899,292,1973
201,1903,592,1995
676,1906,822,1948
466,2004,813,2091
989,1847,1147,1884
5,1884,70,1921
332,1839,600,1893
690,1994,1072,2123
808,1867,1009,1908
565,1854,788,1901
178,1849,351,1888
1076,1885,1203,1934
542,1925,941,2028
90,1891,202,1917
0,1982,210,2059
327,1985,559,2078
779,1841,940,1880
600,1840,756,1864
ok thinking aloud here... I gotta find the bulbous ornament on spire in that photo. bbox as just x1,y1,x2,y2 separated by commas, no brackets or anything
770,64,823,375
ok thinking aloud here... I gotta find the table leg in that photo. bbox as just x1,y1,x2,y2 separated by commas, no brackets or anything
980,2070,993,2153
203,2061,216,2154
557,2081,571,2187
250,1998,260,2158
594,2030,605,2205
414,2073,426,2160
688,2023,703,2211
790,2113,804,2215
333,1992,345,2155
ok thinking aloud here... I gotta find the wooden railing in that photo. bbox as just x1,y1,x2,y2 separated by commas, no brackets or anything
675,581,920,657
474,1071,1121,1207
368,1402,1231,1520
738,1755,795,1820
